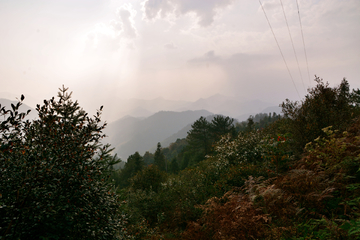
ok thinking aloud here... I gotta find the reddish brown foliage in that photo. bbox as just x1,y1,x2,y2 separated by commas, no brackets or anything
182,190,270,240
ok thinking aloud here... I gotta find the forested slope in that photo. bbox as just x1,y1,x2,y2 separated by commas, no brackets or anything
113,77,360,239
1,77,359,239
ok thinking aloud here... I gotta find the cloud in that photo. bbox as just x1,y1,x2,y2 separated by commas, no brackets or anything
84,23,121,54
261,0,279,11
116,4,137,38
164,42,177,49
188,50,221,63
84,4,137,54
110,19,122,32
141,0,235,27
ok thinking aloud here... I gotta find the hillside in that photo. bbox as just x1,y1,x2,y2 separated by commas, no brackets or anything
111,77,360,239
104,110,213,160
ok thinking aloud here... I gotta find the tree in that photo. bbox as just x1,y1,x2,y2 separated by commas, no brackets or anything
186,116,212,156
128,151,144,174
0,87,124,239
281,76,360,153
210,115,236,139
169,157,179,174
154,142,166,172
143,151,154,166
116,151,144,189
130,165,167,193
247,116,255,132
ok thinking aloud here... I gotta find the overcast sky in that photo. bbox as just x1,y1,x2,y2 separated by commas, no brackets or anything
1,0,359,117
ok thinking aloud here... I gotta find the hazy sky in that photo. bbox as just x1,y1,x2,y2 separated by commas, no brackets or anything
1,0,359,116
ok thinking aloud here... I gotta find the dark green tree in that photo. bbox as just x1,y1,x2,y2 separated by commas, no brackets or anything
0,87,124,239
116,151,144,189
143,151,154,166
281,76,360,153
186,116,212,156
128,151,144,173
247,116,255,132
154,142,166,172
130,165,167,193
210,115,236,139
169,157,179,174
180,150,191,170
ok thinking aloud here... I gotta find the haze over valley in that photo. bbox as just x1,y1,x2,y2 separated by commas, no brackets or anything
1,0,359,160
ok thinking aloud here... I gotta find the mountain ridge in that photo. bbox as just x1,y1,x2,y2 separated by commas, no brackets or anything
104,109,213,160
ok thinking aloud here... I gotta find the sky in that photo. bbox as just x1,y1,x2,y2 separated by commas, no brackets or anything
0,0,359,120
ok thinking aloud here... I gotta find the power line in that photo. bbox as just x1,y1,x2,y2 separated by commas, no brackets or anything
296,0,311,85
279,0,306,93
258,0,301,100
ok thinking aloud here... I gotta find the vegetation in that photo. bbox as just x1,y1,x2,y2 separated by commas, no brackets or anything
0,87,126,239
1,76,359,239
111,77,360,239
235,112,281,132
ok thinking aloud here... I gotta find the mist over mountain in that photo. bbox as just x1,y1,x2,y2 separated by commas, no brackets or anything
105,94,279,122
104,110,213,160
98,94,282,161
104,97,191,121
1,93,281,162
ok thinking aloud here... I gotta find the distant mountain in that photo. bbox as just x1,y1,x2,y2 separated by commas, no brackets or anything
105,97,191,121
104,110,213,160
158,124,193,150
176,95,277,121
0,98,37,120
105,94,276,122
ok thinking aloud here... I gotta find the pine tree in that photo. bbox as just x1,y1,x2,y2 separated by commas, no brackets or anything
186,116,212,155
210,115,236,139
154,142,166,172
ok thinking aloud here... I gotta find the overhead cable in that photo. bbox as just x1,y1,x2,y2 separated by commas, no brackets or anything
280,0,306,93
259,0,301,99
296,0,311,85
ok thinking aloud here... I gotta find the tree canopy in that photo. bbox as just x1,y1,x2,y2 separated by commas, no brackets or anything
0,87,124,239
281,76,360,153
154,142,166,172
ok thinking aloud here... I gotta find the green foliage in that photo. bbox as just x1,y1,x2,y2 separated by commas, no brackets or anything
0,87,125,239
154,142,167,172
143,151,154,166
236,112,281,132
281,76,360,154
169,157,179,174
114,151,144,189
114,76,360,239
186,116,212,156
130,165,167,193
209,115,236,139
185,115,236,164
162,138,187,163
263,133,293,174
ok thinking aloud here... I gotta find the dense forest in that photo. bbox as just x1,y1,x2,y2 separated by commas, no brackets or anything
1,77,360,239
